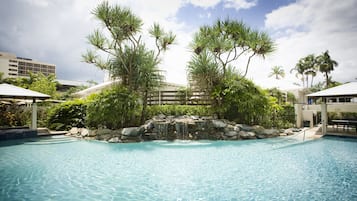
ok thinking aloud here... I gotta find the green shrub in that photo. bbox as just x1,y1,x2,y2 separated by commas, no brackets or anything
86,85,141,129
47,99,87,130
0,104,31,127
146,105,212,118
212,77,270,125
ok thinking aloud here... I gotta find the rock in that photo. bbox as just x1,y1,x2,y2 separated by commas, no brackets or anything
120,135,141,143
96,134,113,141
97,128,112,136
122,127,144,137
80,128,89,137
239,131,256,139
284,129,294,135
211,120,227,129
256,129,279,139
292,128,302,132
143,120,154,132
142,132,158,141
153,114,166,121
233,125,241,132
237,124,254,132
252,125,265,135
88,129,97,137
69,127,79,135
263,129,279,136
190,115,200,120
224,131,239,137
108,137,120,143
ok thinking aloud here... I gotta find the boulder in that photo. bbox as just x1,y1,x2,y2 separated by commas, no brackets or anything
224,130,239,137
120,135,141,143
142,132,158,141
88,129,97,137
96,134,113,141
252,125,265,135
292,128,302,132
69,127,79,135
256,129,279,139
122,127,144,137
143,120,154,132
97,128,112,136
233,125,241,132
80,128,89,137
239,131,256,139
284,129,294,136
211,120,227,129
108,137,120,143
236,124,254,132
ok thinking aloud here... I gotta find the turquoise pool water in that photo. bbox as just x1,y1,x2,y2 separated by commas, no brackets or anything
0,136,356,200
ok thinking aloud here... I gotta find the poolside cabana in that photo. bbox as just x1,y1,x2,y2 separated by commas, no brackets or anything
307,82,357,135
0,83,50,129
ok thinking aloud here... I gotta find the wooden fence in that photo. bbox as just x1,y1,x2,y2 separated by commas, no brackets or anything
147,90,211,105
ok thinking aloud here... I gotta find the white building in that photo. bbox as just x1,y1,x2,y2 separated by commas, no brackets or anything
0,52,55,79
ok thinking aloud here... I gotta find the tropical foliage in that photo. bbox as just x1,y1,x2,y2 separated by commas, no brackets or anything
292,50,338,89
47,99,88,130
269,66,285,80
188,19,275,118
82,1,175,124
316,50,338,88
86,85,140,129
3,72,58,97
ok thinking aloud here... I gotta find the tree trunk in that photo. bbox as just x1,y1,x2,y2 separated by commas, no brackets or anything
141,90,149,124
325,73,329,89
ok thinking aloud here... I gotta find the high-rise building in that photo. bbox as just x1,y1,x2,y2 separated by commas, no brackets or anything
0,52,56,79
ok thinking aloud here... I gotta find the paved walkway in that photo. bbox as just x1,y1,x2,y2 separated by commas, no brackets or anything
290,126,323,141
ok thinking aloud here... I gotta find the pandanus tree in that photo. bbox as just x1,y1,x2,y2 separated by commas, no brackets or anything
269,66,285,80
188,19,275,118
190,19,275,78
316,50,338,88
82,1,175,124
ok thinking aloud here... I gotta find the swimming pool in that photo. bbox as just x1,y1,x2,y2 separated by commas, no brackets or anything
0,136,356,200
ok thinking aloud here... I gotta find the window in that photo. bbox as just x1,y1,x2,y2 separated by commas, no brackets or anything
9,64,17,67
8,68,17,72
8,73,17,76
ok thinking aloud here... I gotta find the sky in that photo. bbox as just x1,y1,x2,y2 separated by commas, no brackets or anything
0,0,356,90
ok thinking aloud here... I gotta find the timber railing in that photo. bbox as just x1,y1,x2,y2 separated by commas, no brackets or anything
148,90,211,105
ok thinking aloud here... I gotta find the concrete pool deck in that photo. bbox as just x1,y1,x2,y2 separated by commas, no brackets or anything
291,126,357,140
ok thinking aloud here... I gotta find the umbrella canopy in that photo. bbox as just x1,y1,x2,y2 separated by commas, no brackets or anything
0,83,50,100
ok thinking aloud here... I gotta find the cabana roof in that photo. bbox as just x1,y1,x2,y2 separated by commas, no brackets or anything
0,83,50,100
307,82,357,98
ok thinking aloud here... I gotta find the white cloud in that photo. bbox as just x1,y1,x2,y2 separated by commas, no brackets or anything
224,0,257,10
24,0,49,7
257,0,357,90
188,0,221,8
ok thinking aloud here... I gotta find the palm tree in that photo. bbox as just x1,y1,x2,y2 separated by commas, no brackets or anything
291,54,316,88
316,50,338,88
269,66,285,80
290,62,306,88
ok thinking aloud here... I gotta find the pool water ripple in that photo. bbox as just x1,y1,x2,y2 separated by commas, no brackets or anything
0,136,357,200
